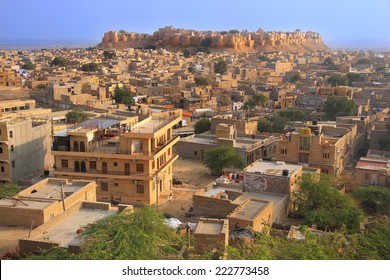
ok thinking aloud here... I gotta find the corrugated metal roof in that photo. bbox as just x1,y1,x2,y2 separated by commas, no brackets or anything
356,160,388,171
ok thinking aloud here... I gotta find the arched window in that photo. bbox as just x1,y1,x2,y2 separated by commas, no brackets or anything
80,161,86,172
73,141,79,152
74,161,80,172
80,142,85,152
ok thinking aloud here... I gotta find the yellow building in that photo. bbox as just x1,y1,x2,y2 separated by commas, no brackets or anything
52,110,182,205
275,124,352,176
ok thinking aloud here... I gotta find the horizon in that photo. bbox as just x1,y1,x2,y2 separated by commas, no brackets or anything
1,0,389,51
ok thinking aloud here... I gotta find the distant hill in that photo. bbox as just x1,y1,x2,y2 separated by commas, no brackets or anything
97,26,330,52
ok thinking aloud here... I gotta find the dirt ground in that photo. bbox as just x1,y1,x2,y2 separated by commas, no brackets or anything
160,158,216,222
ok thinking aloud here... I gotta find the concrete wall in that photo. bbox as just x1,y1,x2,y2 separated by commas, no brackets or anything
0,206,45,227
244,173,292,194
193,194,239,218
228,200,273,232
19,239,60,254
194,218,229,255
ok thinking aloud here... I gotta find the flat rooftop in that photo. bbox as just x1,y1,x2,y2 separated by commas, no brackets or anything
0,198,53,210
229,199,268,220
244,161,301,176
37,207,117,247
195,220,224,235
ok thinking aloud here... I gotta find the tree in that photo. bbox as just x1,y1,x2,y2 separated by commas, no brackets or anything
194,76,211,86
293,174,362,232
204,146,244,175
65,108,90,124
289,73,302,83
278,109,306,121
81,206,183,259
356,58,371,65
22,61,36,70
0,184,20,199
353,185,390,215
214,59,227,75
257,117,272,133
346,73,365,86
113,85,134,106
258,54,271,62
187,66,195,74
50,57,67,67
81,63,99,72
200,38,212,48
118,30,126,33
270,115,288,133
327,74,348,87
252,93,268,107
323,57,335,66
103,50,115,59
194,118,211,134
323,96,356,120
183,49,190,58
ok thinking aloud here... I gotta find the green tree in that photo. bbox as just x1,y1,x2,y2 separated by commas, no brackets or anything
204,146,244,175
278,109,306,121
65,108,90,124
118,30,126,33
194,118,211,134
289,73,302,83
81,63,99,72
114,85,134,106
22,61,36,70
214,59,227,74
327,74,348,87
294,174,362,232
0,184,20,199
187,66,195,74
194,76,212,86
103,50,115,59
81,206,183,259
252,93,268,107
323,57,335,66
257,117,272,133
346,73,365,86
183,49,191,58
270,115,288,133
50,57,67,67
258,54,271,62
356,58,371,65
353,185,390,215
200,38,212,48
323,96,356,120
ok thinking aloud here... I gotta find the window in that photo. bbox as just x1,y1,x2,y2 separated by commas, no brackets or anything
136,184,144,194
0,166,4,172
12,161,15,167
365,173,369,180
73,141,79,152
100,182,108,192
74,161,80,172
321,168,329,174
114,162,118,167
80,161,86,172
281,148,287,155
322,151,330,159
10,145,14,151
299,136,311,151
136,164,144,173
194,151,198,156
168,148,171,156
0,147,2,153
61,159,68,168
114,183,118,186
80,142,85,152
90,161,96,169
9,131,13,138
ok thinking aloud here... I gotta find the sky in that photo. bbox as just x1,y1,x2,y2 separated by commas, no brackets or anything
1,0,389,48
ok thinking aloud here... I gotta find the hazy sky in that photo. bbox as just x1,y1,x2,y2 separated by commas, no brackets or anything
1,0,389,47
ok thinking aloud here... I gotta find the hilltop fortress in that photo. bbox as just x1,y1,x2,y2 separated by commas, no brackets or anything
97,26,329,52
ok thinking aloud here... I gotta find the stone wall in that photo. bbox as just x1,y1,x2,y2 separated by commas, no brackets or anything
193,195,239,218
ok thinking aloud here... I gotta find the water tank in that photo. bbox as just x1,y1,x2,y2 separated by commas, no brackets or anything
282,169,289,176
